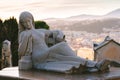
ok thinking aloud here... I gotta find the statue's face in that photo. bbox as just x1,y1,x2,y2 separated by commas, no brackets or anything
21,17,33,30
2,42,9,51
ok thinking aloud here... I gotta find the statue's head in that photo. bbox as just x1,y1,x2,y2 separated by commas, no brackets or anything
19,11,35,32
2,40,11,52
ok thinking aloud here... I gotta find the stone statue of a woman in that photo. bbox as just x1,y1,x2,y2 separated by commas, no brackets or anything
18,11,111,74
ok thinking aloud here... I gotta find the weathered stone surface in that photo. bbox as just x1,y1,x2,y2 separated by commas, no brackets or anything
2,40,12,68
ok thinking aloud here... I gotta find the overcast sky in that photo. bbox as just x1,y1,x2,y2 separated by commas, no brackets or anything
0,0,120,20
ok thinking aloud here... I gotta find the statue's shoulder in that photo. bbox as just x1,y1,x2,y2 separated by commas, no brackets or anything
19,30,31,37
19,31,26,36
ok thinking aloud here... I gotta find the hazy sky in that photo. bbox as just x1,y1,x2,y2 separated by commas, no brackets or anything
0,0,120,20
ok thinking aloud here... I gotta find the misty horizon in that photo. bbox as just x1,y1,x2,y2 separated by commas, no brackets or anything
0,0,120,20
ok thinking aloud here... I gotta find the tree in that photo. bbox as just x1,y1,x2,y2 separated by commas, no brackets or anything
35,21,49,29
0,19,4,69
3,17,18,66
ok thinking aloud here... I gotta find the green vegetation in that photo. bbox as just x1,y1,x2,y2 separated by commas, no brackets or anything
0,18,49,69
35,21,49,29
0,17,18,67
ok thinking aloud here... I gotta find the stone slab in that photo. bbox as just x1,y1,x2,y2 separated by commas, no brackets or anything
0,67,120,80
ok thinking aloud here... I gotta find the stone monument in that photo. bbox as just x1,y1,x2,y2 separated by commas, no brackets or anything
2,40,12,68
18,11,112,74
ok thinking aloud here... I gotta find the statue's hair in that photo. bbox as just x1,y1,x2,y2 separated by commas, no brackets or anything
18,11,35,33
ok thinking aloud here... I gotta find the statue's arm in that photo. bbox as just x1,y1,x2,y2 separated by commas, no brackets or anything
18,32,29,59
52,30,66,43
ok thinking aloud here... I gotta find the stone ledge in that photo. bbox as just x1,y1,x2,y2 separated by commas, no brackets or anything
0,67,120,80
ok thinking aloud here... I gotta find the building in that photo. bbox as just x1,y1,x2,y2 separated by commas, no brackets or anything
93,36,120,62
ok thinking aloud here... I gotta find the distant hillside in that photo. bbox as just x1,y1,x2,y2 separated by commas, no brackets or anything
43,8,120,33
45,18,120,33
67,14,100,20
105,8,120,17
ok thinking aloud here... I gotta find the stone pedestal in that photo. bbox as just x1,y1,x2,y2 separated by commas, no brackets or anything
0,67,120,80
19,56,32,70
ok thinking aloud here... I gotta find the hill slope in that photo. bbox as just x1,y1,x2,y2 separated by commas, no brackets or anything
43,9,120,33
